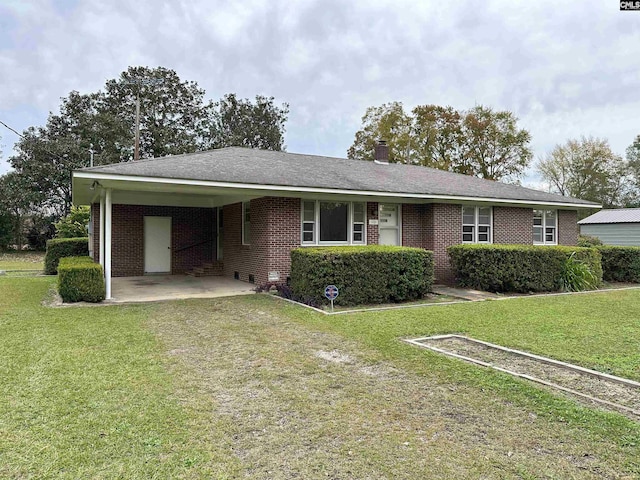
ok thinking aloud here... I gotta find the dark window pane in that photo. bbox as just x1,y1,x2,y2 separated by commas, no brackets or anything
463,233,473,242
320,202,348,242
303,231,313,242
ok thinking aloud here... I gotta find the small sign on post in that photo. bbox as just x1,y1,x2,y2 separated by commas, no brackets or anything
324,284,339,312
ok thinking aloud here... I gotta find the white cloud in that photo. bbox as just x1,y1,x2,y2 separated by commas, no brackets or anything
1,0,639,182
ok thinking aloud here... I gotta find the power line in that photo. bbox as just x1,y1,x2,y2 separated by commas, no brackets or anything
0,120,25,139
0,120,99,167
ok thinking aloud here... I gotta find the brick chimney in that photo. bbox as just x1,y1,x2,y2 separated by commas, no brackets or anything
374,140,389,164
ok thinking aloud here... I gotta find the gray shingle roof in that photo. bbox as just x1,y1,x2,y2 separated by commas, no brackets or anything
78,147,598,207
578,208,640,224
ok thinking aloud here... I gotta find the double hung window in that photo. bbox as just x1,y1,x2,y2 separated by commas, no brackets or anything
302,201,366,245
533,210,556,244
462,206,492,243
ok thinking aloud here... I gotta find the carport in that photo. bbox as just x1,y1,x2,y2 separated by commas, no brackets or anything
109,275,256,303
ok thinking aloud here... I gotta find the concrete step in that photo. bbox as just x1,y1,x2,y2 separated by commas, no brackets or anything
186,262,224,277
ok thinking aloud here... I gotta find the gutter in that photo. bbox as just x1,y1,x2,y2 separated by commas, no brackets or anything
72,171,602,210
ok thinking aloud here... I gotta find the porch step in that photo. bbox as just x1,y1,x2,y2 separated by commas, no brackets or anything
186,262,224,277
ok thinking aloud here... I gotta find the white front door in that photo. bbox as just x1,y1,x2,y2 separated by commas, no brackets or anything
379,204,400,246
144,216,171,273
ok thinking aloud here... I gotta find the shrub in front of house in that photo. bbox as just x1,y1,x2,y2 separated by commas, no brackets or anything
448,244,602,293
290,246,435,306
597,246,640,283
45,237,89,275
58,256,105,303
577,234,603,248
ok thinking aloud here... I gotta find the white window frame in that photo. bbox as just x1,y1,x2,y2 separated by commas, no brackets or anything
462,206,493,244
300,200,367,246
533,209,557,245
242,201,250,245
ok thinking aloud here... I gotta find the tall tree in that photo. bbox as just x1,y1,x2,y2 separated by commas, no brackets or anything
8,66,289,219
537,136,632,207
347,102,413,163
0,172,41,248
411,104,464,171
460,106,532,181
627,134,640,166
348,103,532,181
210,93,289,151
100,66,215,160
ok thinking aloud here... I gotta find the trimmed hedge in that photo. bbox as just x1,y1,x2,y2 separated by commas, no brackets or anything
58,256,105,303
45,237,89,275
290,246,434,306
597,246,640,282
448,244,602,293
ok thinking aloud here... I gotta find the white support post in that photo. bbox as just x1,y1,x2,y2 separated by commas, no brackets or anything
99,190,105,270
105,188,112,300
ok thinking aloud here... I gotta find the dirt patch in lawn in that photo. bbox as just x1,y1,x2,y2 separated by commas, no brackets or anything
145,297,638,479
412,335,640,420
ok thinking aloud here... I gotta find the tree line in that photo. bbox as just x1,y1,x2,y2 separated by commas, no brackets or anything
0,66,289,249
348,101,640,208
1,70,638,250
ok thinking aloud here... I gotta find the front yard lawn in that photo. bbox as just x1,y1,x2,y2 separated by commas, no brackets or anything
1,277,639,478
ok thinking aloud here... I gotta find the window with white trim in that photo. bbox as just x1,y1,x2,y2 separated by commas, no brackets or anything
533,210,557,244
242,201,250,245
462,206,492,243
352,203,365,244
301,200,366,245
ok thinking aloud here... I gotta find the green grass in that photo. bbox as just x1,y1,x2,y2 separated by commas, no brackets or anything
272,290,640,473
309,290,640,382
0,277,233,479
2,277,640,478
0,251,45,271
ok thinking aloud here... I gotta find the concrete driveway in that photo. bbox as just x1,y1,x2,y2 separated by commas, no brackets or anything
110,275,256,303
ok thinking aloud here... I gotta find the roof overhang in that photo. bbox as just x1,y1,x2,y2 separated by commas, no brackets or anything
73,171,602,210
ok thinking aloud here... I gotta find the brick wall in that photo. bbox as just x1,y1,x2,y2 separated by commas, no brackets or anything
402,203,428,248
267,197,302,283
222,197,300,285
428,203,462,284
92,203,215,276
493,206,533,244
94,197,580,284
558,210,578,245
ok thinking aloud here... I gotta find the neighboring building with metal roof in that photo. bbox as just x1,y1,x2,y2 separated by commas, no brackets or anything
578,208,640,246
72,144,600,300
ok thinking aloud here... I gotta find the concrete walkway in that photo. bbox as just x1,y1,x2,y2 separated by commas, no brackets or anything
110,275,256,303
431,285,501,301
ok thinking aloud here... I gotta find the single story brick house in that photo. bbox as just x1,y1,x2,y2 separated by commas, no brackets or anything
72,144,599,299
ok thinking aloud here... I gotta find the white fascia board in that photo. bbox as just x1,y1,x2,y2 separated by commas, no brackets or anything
72,171,602,209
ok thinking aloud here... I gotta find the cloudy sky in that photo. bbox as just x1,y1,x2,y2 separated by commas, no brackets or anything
1,0,639,186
